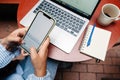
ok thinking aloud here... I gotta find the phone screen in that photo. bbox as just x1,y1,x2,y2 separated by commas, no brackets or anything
21,11,55,53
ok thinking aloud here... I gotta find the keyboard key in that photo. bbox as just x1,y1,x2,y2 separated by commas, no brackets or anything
33,0,85,37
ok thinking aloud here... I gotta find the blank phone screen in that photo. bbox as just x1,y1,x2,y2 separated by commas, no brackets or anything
21,11,54,53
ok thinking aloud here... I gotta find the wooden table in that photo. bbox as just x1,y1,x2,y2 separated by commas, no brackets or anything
17,0,120,62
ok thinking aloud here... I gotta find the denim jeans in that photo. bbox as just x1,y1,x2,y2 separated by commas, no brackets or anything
6,56,59,80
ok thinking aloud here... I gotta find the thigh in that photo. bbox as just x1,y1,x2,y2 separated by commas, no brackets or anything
47,58,59,79
22,57,59,79
5,74,24,80
21,56,34,79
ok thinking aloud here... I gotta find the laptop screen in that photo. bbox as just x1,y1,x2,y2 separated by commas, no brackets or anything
52,0,100,19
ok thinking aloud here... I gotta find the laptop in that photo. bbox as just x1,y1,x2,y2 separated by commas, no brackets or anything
20,0,100,53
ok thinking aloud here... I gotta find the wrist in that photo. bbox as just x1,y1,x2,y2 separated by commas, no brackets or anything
0,38,8,48
28,70,50,80
34,65,47,77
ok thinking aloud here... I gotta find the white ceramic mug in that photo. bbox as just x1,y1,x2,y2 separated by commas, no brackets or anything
97,3,120,26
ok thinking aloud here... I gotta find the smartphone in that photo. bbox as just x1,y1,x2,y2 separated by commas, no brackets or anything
20,11,55,53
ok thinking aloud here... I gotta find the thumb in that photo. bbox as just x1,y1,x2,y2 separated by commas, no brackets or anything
30,47,38,59
21,49,29,57
8,37,21,43
40,37,50,52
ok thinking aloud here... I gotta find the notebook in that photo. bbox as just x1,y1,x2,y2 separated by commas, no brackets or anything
79,25,111,61
20,0,100,53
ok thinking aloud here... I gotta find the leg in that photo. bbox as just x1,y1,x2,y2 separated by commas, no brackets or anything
21,57,59,79
5,73,24,80
46,58,59,79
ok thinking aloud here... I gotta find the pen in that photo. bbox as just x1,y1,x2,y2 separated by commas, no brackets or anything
87,24,96,46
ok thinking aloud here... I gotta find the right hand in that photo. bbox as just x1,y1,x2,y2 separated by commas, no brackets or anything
1,28,27,50
12,49,29,61
30,37,50,77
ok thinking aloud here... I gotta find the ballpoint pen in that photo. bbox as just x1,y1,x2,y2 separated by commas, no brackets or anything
87,24,96,46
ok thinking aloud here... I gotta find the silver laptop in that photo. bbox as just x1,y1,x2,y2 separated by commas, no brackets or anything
20,0,100,53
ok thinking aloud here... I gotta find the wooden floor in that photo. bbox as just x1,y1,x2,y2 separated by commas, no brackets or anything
0,0,19,4
0,4,120,80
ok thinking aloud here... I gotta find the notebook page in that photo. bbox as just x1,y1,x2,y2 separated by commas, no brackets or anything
79,25,111,61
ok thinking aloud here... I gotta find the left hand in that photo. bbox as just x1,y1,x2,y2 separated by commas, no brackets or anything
30,37,50,77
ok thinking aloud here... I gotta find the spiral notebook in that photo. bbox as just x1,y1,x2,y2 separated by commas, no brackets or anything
79,25,111,61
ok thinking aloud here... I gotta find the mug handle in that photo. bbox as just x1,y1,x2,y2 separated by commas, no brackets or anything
115,10,120,21
115,17,120,21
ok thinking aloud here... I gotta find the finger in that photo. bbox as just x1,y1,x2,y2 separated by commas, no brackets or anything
7,36,21,43
30,47,38,59
7,28,26,42
17,28,28,37
21,49,29,56
14,37,21,42
18,28,28,33
40,37,50,51
38,37,49,57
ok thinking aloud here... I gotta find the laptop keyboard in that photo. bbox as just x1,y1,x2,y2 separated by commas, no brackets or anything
33,1,85,37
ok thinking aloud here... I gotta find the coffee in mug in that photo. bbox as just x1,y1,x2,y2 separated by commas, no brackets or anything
97,3,120,26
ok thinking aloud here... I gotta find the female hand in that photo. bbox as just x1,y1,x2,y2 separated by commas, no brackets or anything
30,37,50,77
12,49,29,61
1,28,27,50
